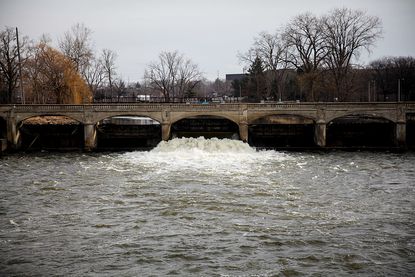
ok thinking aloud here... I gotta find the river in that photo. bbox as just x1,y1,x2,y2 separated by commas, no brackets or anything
1,137,414,276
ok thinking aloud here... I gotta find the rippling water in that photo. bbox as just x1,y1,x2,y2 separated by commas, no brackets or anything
1,138,414,276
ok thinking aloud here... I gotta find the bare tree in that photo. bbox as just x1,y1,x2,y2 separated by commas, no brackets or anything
0,27,28,103
100,48,117,98
113,78,126,101
240,32,282,70
239,31,289,100
253,32,287,72
144,51,202,101
177,58,202,97
322,8,382,99
144,51,177,101
284,13,326,72
283,13,327,101
83,55,105,97
59,23,93,74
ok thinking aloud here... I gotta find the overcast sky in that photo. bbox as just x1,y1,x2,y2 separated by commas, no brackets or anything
1,0,414,82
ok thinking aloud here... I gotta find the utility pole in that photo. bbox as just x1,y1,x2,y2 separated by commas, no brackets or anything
398,78,404,102
398,79,400,102
368,81,371,102
16,27,24,104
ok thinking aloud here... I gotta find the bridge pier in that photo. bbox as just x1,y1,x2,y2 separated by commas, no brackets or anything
161,123,171,141
84,124,97,151
239,123,248,143
7,117,21,150
314,122,326,147
396,122,406,147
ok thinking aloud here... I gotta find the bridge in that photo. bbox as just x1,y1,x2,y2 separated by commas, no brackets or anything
1,102,414,150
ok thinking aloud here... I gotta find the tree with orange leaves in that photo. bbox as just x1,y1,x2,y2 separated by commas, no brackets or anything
25,42,92,104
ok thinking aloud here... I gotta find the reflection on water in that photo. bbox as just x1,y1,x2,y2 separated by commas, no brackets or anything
1,138,414,276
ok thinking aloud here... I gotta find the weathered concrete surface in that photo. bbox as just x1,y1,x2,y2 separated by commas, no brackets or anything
314,123,327,147
1,102,414,150
84,124,97,151
0,138,6,152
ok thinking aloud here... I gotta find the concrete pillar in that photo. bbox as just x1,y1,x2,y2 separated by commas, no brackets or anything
84,123,97,151
161,123,171,141
7,117,21,150
396,122,406,147
239,123,248,143
0,139,7,152
314,122,326,147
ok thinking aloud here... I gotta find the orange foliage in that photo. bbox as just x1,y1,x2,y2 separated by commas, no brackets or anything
26,43,92,104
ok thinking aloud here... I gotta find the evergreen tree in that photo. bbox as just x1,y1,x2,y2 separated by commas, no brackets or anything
247,56,266,101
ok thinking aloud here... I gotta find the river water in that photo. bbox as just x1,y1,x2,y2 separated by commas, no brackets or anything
1,138,414,276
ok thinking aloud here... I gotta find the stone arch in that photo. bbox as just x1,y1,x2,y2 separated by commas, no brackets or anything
94,112,163,125
407,113,415,149
326,113,396,148
249,113,316,125
170,114,240,140
17,114,84,150
326,111,396,125
95,114,162,150
248,113,317,148
0,115,7,139
170,112,239,126
17,113,84,125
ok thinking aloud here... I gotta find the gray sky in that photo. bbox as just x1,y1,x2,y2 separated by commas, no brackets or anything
1,0,414,82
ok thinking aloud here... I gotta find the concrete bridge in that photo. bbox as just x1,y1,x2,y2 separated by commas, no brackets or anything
1,102,414,150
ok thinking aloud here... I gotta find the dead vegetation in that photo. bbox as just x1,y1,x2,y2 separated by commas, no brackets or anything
23,116,79,125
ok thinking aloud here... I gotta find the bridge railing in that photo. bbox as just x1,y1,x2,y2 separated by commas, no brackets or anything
1,102,414,113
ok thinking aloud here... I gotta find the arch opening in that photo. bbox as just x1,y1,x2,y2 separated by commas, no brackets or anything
171,116,239,139
327,115,395,148
97,115,161,150
407,113,415,149
0,116,6,139
19,115,84,150
248,115,316,148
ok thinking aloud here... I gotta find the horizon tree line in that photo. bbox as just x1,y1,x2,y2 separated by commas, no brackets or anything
1,7,414,104
238,7,414,102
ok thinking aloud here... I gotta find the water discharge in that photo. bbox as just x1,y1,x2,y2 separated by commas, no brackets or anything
0,138,414,276
123,137,289,176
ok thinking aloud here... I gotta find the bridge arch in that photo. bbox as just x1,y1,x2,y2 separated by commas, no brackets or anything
326,111,397,124
18,114,84,150
249,113,316,125
248,114,316,148
248,112,317,125
16,113,85,125
0,116,6,140
93,112,162,125
326,114,396,148
18,114,82,125
95,114,162,149
170,115,240,139
407,113,415,149
170,112,239,126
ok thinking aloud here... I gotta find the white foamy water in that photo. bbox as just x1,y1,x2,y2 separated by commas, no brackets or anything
153,137,256,153
122,137,291,175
